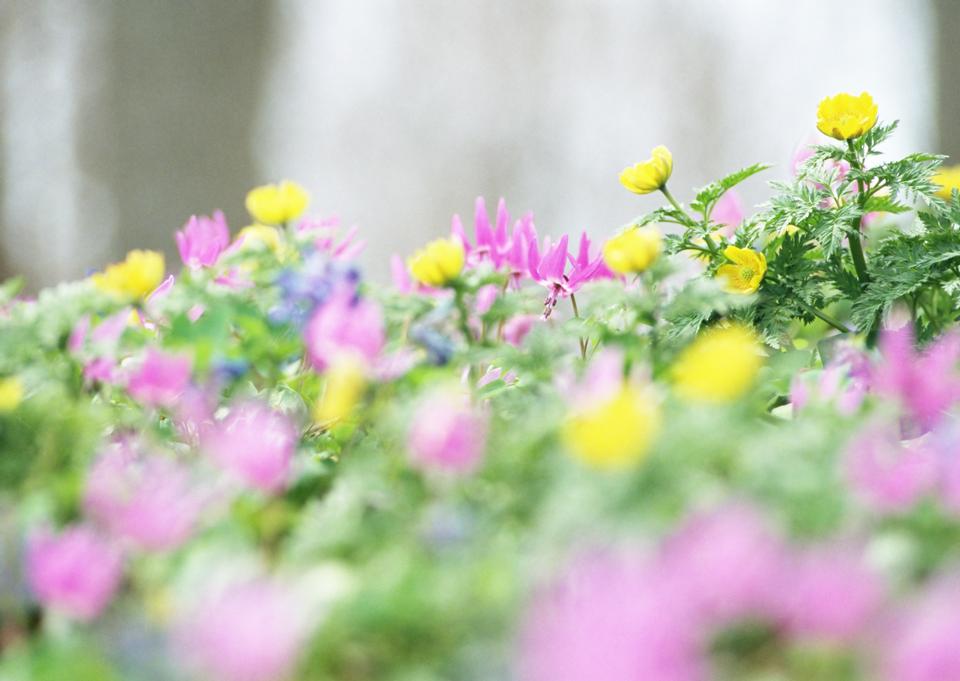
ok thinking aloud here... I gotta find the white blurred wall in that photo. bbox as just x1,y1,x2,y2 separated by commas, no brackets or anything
0,0,937,286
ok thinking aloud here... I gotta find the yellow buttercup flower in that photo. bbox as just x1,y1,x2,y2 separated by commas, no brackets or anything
0,377,23,412
91,249,165,301
563,386,661,470
620,146,673,195
408,238,465,287
716,246,766,294
237,224,283,252
245,180,309,225
816,92,878,141
314,359,366,425
602,227,662,274
671,323,763,403
933,165,960,200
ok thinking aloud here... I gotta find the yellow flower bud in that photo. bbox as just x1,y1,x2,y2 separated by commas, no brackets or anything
716,246,767,294
245,180,309,225
563,386,661,470
91,249,165,301
816,92,878,141
408,238,465,287
0,377,23,412
602,227,662,274
314,359,366,425
933,165,960,200
619,146,673,195
671,323,763,403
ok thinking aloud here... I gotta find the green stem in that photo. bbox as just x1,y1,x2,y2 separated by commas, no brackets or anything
793,297,850,334
845,140,870,290
569,294,587,360
661,184,719,255
452,286,473,343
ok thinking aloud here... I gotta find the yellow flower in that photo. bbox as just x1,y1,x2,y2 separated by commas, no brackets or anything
619,146,673,195
671,324,763,403
716,246,766,294
603,227,662,274
0,377,23,412
237,224,283,252
933,165,960,200
816,92,878,141
408,238,465,287
314,359,366,425
91,250,165,301
245,180,309,225
563,386,661,470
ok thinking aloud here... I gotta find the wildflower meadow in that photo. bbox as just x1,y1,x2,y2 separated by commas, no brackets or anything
4,91,960,680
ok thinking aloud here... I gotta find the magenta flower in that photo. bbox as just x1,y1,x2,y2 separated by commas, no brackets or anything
126,348,192,408
450,197,537,286
408,389,488,476
527,232,610,316
176,210,230,269
518,551,703,681
26,524,123,621
503,314,538,347
780,545,883,643
884,577,960,681
844,424,937,512
299,217,366,261
176,578,309,681
304,286,384,372
84,441,204,551
202,401,297,493
711,190,744,237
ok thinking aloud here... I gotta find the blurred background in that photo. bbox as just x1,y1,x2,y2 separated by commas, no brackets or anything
0,0,957,288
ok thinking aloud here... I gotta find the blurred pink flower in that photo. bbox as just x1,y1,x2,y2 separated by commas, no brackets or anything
299,217,366,261
884,577,960,681
475,284,499,315
84,442,204,551
845,424,937,512
176,211,230,269
711,190,744,238
304,287,384,372
503,314,538,346
126,348,192,407
26,524,123,621
84,357,120,385
176,578,309,681
408,390,488,476
202,401,298,493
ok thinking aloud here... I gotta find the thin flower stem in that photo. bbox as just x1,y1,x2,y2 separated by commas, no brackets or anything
569,294,587,361
793,296,851,333
846,139,870,290
661,185,719,255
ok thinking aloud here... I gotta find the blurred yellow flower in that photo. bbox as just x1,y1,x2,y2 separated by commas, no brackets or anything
91,249,165,301
237,224,283,252
816,92,878,141
245,180,309,225
0,377,23,412
716,246,766,294
671,324,763,403
408,238,465,287
603,227,662,274
314,359,366,425
563,386,661,470
620,146,673,195
933,165,960,200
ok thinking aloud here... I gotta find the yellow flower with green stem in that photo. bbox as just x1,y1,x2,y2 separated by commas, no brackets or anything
408,238,465,287
716,246,766,294
620,146,673,195
245,181,309,226
671,323,763,403
816,92,878,141
91,249,165,301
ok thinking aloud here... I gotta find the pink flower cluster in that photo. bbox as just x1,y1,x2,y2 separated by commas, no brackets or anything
407,389,489,476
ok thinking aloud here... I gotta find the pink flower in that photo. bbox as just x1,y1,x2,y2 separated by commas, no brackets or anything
503,314,538,347
407,390,488,476
202,401,297,493
844,424,937,512
780,545,883,643
84,441,204,551
304,287,384,372
475,284,499,315
299,218,366,261
126,348,192,407
176,578,309,681
84,357,120,384
518,551,703,681
711,190,744,237
26,524,123,621
176,211,230,269
527,232,610,316
884,577,960,681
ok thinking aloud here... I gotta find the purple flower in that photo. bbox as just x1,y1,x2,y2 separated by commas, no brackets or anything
304,286,384,371
176,578,309,681
844,424,937,512
503,314,538,347
202,401,297,493
84,441,204,551
527,232,610,316
407,390,488,476
126,348,192,408
884,577,960,681
711,190,744,237
176,211,230,269
26,524,123,621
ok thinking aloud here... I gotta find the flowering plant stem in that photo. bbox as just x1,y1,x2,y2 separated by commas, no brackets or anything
569,294,588,360
661,185,720,255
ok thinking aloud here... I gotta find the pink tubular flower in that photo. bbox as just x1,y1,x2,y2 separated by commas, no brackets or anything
202,401,297,493
304,286,384,372
884,577,960,681
407,389,488,476
126,348,192,407
26,524,123,621
176,210,230,269
176,578,309,681
844,424,937,512
518,551,703,681
711,190,744,238
84,442,204,551
527,231,610,316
